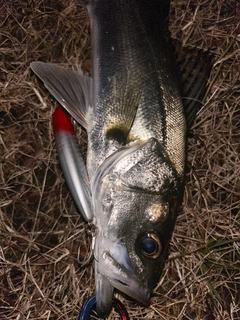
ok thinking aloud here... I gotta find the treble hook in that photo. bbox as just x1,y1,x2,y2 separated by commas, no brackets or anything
78,295,130,320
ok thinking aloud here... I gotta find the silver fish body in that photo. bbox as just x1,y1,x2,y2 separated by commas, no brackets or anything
86,1,186,315
31,0,188,317
86,0,186,178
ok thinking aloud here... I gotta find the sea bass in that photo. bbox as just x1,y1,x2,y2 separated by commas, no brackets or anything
30,0,211,317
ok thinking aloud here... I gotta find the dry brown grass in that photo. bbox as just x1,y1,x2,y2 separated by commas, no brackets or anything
0,0,239,319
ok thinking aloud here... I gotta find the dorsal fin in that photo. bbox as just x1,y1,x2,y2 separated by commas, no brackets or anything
173,42,213,129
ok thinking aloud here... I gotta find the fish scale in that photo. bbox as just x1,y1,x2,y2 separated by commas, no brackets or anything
87,0,185,178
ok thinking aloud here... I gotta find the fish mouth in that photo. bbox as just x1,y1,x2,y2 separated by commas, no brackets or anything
96,249,151,306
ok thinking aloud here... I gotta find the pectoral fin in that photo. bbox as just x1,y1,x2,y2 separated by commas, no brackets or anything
104,75,141,144
31,62,91,129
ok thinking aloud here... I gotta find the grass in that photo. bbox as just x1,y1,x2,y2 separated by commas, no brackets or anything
0,0,239,319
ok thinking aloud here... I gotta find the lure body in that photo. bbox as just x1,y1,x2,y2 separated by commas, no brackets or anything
53,107,92,222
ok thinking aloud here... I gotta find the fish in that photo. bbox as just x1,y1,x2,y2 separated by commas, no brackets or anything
30,0,212,317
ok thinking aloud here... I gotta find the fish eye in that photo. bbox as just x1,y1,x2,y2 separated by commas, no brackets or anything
138,232,162,259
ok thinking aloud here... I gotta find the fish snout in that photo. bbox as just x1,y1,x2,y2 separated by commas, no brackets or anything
95,242,151,311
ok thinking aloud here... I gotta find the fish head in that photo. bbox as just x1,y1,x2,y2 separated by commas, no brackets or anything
92,138,184,316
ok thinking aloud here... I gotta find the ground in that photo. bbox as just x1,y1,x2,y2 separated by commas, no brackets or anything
0,0,239,319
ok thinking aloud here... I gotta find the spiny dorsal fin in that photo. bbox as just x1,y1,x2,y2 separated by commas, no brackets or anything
173,42,213,129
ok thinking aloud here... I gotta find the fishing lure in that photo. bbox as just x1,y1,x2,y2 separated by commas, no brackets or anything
52,106,92,222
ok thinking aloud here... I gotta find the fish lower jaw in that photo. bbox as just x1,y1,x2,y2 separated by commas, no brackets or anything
108,277,150,306
96,253,150,306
